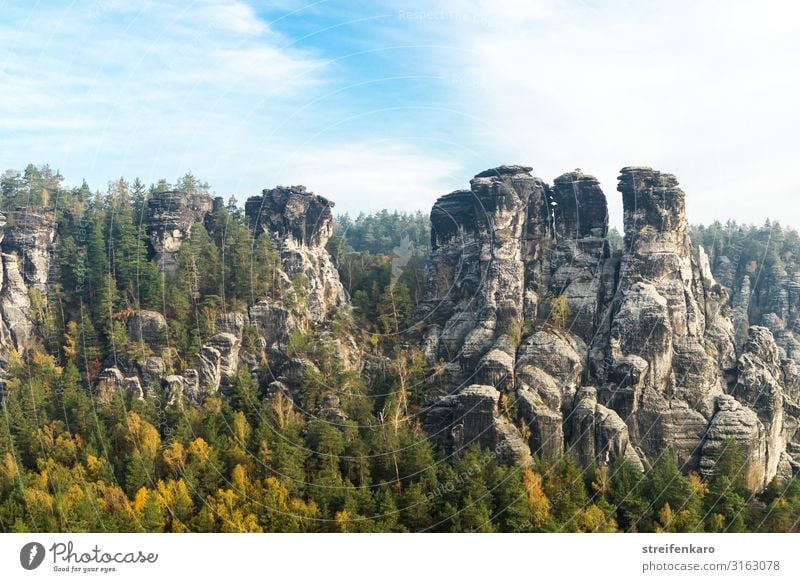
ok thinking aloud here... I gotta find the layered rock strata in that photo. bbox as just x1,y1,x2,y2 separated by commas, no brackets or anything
147,190,213,275
417,165,799,489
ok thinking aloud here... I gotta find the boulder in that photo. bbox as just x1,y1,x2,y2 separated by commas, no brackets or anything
424,384,531,465
127,310,168,355
95,368,125,406
701,395,767,491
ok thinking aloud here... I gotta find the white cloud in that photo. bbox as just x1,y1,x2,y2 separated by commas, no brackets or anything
0,0,327,181
201,0,268,35
272,142,464,215
400,0,800,227
6,0,795,229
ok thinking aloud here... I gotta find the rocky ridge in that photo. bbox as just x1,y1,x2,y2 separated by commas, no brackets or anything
147,190,213,276
0,208,57,379
417,165,800,489
2,169,798,491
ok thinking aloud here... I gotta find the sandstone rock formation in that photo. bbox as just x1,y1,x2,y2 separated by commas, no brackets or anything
424,384,531,464
127,309,168,355
1,208,57,291
6,168,793,492
0,208,57,374
416,165,799,489
244,184,359,409
94,367,145,405
1,253,34,352
245,185,346,324
537,170,610,341
198,332,240,394
700,394,767,491
84,184,360,410
147,190,213,275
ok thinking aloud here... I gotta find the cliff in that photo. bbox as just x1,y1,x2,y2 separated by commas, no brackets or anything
1,167,797,492
416,165,800,489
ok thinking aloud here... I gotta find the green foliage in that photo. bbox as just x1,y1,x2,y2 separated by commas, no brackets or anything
549,295,570,329
2,165,800,533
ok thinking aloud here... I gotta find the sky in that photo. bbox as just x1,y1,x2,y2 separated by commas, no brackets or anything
1,0,799,228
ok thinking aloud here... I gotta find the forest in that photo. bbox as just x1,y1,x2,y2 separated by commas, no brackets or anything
1,163,800,532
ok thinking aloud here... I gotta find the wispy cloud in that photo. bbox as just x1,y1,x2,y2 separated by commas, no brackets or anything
274,141,464,214
392,0,800,226
200,0,269,35
0,0,328,185
4,0,797,227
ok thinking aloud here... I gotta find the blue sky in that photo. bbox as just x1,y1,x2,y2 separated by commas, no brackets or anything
2,0,799,227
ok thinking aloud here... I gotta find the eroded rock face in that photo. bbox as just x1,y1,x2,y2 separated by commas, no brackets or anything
730,327,788,484
164,375,184,407
568,387,643,470
424,384,531,464
539,171,609,340
216,312,245,338
95,368,144,405
137,356,165,394
147,191,213,275
419,166,611,463
249,299,294,350
592,168,735,468
416,164,797,489
197,332,241,396
0,254,34,352
421,165,540,401
1,209,57,291
701,395,767,491
0,209,57,368
245,186,346,324
127,310,168,355
244,184,359,410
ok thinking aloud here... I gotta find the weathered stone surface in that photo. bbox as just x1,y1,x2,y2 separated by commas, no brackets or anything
591,168,735,468
517,385,564,459
182,369,201,405
124,376,144,401
205,332,240,381
318,331,363,373
198,344,222,394
731,326,786,485
195,332,241,401
568,387,643,470
164,375,184,407
95,368,125,406
1,209,57,291
137,356,165,394
420,166,543,403
127,310,168,355
248,299,294,349
414,164,794,488
0,254,34,352
540,171,609,340
245,185,346,324
244,184,359,404
216,312,245,338
516,329,584,401
419,166,609,467
424,384,531,464
147,190,213,275
701,395,767,491
0,208,57,367
245,185,334,248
